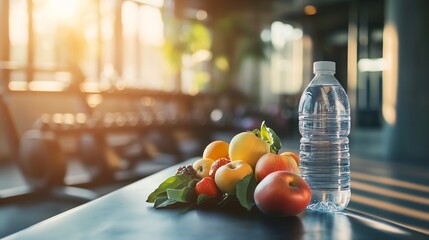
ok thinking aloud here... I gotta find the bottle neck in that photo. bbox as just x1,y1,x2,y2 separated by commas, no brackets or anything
311,70,339,85
314,71,335,76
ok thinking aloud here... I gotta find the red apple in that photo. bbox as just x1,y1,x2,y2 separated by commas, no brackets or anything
254,171,311,216
255,153,299,182
280,151,300,165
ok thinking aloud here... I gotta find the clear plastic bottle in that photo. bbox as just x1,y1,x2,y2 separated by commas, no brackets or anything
298,61,351,212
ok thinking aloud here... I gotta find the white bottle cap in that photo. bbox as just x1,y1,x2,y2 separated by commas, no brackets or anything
314,61,335,73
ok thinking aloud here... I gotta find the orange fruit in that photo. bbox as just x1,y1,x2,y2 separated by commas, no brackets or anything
280,152,300,165
203,140,229,160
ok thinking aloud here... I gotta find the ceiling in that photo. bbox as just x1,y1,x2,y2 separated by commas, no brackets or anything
173,0,384,47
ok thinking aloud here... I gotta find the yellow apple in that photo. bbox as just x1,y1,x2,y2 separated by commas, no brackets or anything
214,160,253,194
229,132,270,169
193,158,215,179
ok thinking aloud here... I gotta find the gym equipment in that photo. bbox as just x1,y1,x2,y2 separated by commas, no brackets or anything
18,130,66,189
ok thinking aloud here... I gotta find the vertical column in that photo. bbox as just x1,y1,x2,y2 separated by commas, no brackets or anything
0,0,20,154
347,0,358,126
0,0,10,91
96,0,102,76
383,0,429,163
26,0,34,83
114,0,123,77
135,4,141,83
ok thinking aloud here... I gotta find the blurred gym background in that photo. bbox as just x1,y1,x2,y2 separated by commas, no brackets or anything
0,0,428,237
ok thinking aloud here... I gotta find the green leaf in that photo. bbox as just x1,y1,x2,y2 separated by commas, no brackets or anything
267,127,282,153
154,193,178,208
197,194,213,205
147,174,194,203
236,174,257,211
260,121,282,154
260,121,272,144
155,198,178,208
166,187,196,203
187,179,199,188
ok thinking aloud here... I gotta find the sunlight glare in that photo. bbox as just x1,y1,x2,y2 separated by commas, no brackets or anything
47,0,83,24
137,0,164,8
28,81,67,91
9,0,28,45
122,2,139,37
139,5,164,46
382,23,398,125
8,81,28,91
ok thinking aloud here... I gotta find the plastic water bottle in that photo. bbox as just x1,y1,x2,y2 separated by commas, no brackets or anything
298,61,351,212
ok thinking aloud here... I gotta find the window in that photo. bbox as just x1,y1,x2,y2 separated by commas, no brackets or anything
270,21,304,95
1,0,170,92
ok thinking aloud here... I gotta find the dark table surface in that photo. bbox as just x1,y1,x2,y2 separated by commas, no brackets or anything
6,159,429,240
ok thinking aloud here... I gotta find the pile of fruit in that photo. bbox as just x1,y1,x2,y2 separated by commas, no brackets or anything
146,122,311,216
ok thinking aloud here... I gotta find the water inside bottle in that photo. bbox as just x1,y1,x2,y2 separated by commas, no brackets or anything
299,84,351,212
